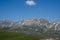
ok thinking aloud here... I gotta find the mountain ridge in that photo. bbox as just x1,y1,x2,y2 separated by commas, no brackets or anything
0,18,60,38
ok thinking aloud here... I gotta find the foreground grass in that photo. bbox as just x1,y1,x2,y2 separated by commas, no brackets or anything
0,30,41,40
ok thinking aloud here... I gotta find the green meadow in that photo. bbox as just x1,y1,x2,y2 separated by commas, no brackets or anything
0,30,42,40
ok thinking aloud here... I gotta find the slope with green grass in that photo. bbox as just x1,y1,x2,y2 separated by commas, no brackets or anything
0,30,41,40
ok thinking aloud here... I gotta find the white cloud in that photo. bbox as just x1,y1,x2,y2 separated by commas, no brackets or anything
25,0,36,6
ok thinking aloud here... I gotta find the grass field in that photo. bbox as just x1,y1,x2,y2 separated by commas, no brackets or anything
0,30,42,40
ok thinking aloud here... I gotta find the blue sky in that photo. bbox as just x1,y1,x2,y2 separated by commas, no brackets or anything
0,0,60,21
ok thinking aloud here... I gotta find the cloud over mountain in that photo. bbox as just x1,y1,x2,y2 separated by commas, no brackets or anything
25,0,36,6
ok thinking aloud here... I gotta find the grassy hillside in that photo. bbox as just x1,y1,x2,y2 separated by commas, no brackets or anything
0,30,41,40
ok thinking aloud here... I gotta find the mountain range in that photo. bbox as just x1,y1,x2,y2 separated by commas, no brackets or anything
0,19,60,38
